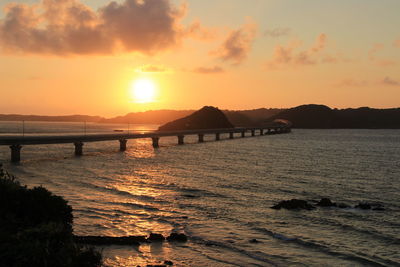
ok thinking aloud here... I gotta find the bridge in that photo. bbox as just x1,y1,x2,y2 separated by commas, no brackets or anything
0,126,291,163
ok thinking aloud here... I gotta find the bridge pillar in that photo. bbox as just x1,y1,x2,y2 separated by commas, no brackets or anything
119,139,127,151
178,135,184,145
198,134,204,143
74,142,84,156
267,129,271,134
10,144,22,163
215,133,220,141
229,132,234,139
241,131,245,138
251,130,255,136
260,129,264,135
152,137,159,148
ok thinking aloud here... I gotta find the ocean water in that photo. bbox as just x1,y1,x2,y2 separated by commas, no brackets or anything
1,121,399,266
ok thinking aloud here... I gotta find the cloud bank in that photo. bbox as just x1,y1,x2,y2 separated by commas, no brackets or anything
0,0,187,55
264,27,291,38
382,76,399,86
266,33,337,69
193,66,224,74
213,22,257,65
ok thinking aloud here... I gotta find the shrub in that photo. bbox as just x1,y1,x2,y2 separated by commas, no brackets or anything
0,164,102,267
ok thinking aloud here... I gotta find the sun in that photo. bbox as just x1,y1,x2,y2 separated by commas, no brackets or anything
130,79,156,103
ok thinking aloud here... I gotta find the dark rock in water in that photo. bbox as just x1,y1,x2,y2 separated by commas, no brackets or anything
372,204,385,211
147,233,165,242
337,203,351,209
167,233,188,242
317,198,337,207
355,203,371,209
164,260,173,265
249,238,261,243
74,235,145,246
182,194,197,198
271,199,315,210
158,106,234,131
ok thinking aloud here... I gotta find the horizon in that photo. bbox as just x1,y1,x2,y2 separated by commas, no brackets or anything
1,103,400,118
1,0,400,116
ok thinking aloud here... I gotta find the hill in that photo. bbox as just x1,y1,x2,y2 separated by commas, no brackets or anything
158,106,234,131
267,104,400,129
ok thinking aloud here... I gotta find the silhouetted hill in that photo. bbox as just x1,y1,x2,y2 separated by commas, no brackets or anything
0,114,103,122
224,111,256,127
239,108,284,122
158,106,234,131
100,110,193,124
267,104,400,129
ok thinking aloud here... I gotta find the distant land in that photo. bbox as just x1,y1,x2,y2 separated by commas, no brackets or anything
266,104,400,129
1,104,400,129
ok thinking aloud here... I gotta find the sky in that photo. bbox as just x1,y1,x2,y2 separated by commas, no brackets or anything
0,0,399,116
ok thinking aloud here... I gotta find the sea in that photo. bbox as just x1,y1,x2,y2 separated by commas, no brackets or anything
0,121,399,267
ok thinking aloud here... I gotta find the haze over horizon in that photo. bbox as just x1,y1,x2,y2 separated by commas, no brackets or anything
1,0,400,116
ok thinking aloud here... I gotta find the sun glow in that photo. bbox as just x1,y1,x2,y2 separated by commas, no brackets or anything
130,79,156,103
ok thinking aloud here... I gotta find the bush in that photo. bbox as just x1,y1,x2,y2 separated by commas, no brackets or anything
0,164,102,267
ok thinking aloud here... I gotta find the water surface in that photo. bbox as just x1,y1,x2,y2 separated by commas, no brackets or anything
1,122,399,266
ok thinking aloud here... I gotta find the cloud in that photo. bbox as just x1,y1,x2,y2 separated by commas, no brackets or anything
213,22,257,65
337,79,368,87
185,20,216,41
382,76,400,86
264,27,291,38
193,66,224,74
368,43,384,60
266,33,335,69
0,0,188,55
136,64,168,73
368,43,396,67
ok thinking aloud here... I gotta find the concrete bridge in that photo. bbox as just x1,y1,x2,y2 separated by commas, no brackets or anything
0,126,291,163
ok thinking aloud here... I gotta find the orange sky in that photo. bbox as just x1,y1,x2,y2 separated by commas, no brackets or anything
0,0,399,116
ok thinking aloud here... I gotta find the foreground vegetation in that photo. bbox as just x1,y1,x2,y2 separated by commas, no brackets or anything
0,165,102,267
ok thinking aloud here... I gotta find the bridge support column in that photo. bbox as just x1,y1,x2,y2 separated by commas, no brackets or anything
10,144,22,163
152,137,159,148
229,132,234,139
267,129,271,134
74,142,84,156
215,133,220,141
241,131,245,138
259,129,263,135
119,139,127,151
251,130,255,136
198,134,204,143
178,135,184,145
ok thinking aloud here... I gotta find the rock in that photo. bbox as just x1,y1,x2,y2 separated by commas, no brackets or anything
372,204,385,211
182,194,197,198
355,203,371,209
337,203,351,209
316,198,337,207
271,199,315,210
147,233,165,242
249,239,261,243
167,233,188,242
158,106,234,131
164,260,173,265
73,235,145,246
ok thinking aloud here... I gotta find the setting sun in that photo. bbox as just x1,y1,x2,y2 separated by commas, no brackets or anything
130,79,156,103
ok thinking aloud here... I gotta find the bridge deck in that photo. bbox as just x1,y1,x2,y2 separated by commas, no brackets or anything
0,126,287,145
0,126,291,162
